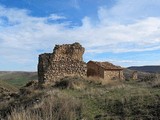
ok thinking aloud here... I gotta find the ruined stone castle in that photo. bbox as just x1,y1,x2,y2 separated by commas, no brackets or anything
38,42,124,83
38,42,87,83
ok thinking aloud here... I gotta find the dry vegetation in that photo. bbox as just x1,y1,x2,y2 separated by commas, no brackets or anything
0,75,160,120
7,90,83,120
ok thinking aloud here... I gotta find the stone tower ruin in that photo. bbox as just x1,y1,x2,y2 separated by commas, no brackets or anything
38,42,87,83
132,71,138,80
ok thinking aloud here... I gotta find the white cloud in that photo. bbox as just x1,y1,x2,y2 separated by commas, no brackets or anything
99,0,160,23
48,14,66,20
0,1,160,70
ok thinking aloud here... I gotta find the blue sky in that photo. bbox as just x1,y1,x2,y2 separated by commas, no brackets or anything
0,0,160,71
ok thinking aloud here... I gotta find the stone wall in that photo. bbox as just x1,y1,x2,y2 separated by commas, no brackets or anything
87,61,124,80
104,70,124,80
52,43,84,61
38,42,87,83
87,61,104,78
132,71,138,80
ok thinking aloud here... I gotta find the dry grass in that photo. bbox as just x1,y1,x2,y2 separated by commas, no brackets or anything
86,76,103,84
7,109,39,120
54,76,86,90
2,76,160,119
86,76,124,87
7,90,83,120
151,73,160,87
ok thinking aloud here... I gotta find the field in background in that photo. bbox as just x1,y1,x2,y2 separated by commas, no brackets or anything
0,71,37,88
0,80,18,92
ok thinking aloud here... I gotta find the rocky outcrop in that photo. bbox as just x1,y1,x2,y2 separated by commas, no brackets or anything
38,42,87,83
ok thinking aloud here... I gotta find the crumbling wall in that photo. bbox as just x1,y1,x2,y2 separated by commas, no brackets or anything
87,61,124,80
132,71,138,80
104,70,124,80
52,43,84,61
87,61,104,78
38,42,87,83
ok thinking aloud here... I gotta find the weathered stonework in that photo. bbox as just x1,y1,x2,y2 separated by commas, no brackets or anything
132,71,138,80
38,42,87,83
87,61,124,80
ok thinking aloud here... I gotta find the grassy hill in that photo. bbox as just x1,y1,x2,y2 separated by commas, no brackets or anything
1,76,160,120
0,70,159,119
0,71,37,88
0,80,18,92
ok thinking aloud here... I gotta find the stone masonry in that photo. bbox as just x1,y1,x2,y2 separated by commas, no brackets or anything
87,61,124,80
132,71,138,80
38,42,87,83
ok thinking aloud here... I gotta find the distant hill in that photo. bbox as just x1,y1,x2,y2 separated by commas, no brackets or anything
123,68,151,80
0,71,38,88
127,66,160,73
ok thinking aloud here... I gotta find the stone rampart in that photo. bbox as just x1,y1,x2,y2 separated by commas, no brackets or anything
38,42,87,83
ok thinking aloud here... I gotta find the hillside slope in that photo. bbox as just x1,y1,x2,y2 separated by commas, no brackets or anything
123,68,151,80
128,66,160,73
0,76,160,120
0,80,18,92
0,71,37,88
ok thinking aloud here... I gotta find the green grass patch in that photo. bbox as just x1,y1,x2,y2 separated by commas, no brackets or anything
60,78,160,119
0,80,18,92
3,78,31,88
1,76,160,119
0,72,37,88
